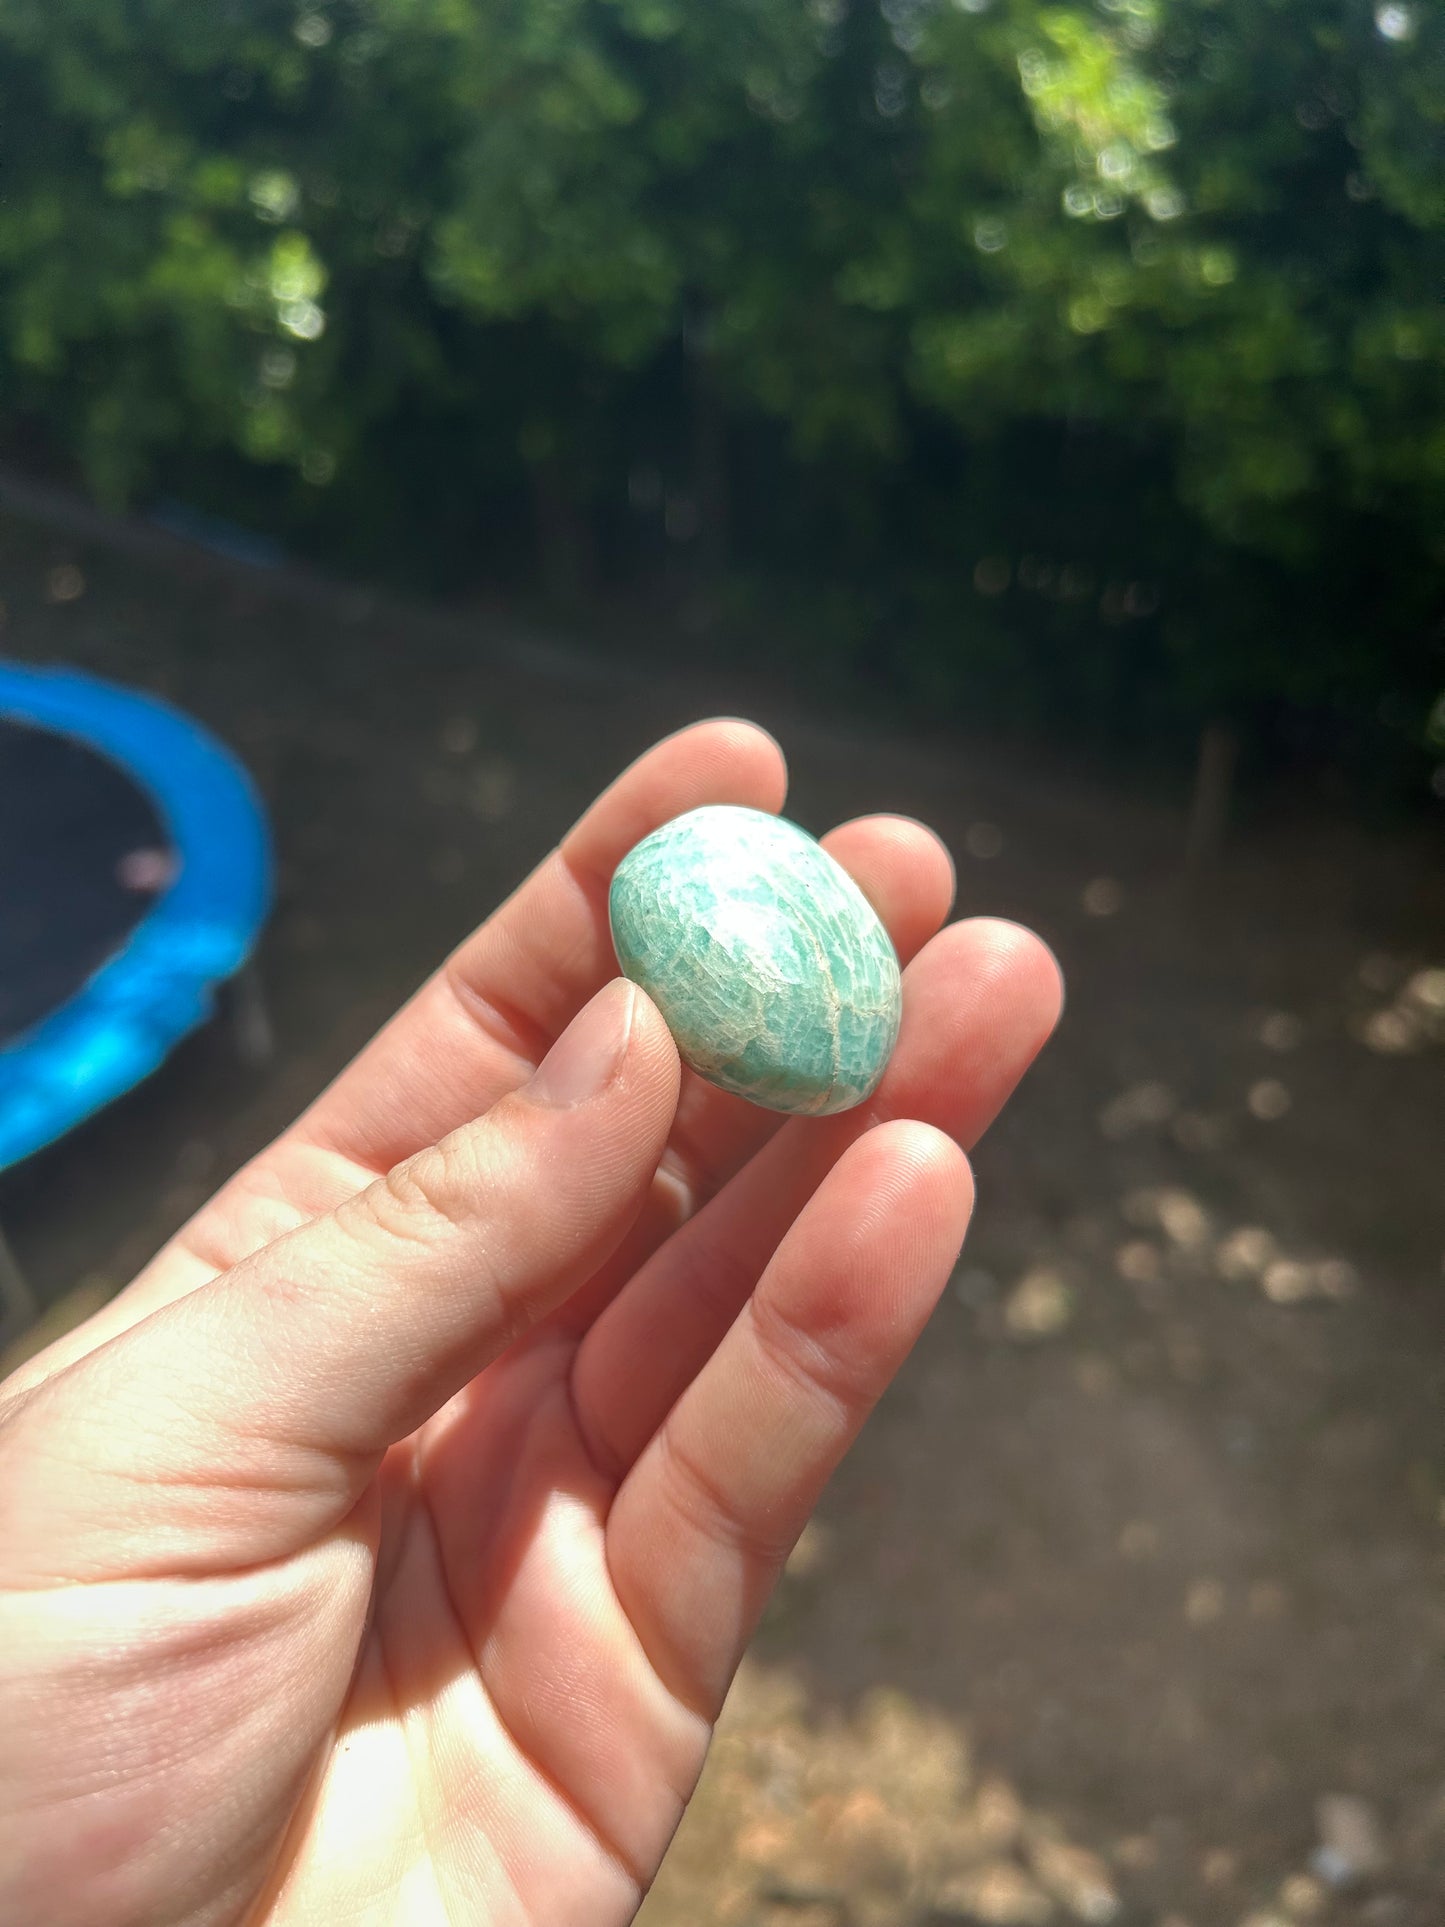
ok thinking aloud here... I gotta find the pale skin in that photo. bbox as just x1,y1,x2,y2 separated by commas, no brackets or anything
0,719,1062,1927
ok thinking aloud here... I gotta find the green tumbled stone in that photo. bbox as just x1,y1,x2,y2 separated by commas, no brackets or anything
608,804,902,1116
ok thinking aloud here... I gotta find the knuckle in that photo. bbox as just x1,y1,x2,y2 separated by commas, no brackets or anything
661,1425,791,1571
374,1140,479,1241
747,1290,867,1417
353,1136,523,1340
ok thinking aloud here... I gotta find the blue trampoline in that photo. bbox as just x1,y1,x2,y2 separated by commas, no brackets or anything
0,664,272,1172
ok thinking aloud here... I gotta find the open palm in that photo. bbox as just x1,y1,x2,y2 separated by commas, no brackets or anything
0,721,1060,1927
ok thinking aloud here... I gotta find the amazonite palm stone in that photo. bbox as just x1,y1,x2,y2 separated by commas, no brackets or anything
609,804,902,1116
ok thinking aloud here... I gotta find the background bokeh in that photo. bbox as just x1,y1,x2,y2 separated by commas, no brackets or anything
2,3,1445,1924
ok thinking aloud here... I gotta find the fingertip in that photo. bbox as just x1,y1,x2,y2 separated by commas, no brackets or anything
624,986,682,1063
657,716,789,817
775,1120,974,1353
692,715,789,792
570,718,789,881
822,814,957,962
870,814,958,918
966,916,1066,1039
867,1117,976,1231
622,980,683,1102
921,915,1064,1044
891,1114,975,1183
819,1116,973,1248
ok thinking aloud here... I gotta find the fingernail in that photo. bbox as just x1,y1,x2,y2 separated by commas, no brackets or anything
527,980,637,1108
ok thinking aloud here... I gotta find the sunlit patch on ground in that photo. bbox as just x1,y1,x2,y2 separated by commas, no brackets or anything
644,1664,1119,1926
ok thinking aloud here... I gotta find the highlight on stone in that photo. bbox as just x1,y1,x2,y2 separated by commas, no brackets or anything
608,804,902,1116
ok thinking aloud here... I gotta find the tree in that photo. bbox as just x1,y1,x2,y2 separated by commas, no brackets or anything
0,0,1440,781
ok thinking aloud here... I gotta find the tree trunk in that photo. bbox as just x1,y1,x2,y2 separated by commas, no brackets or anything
529,455,596,608
1185,720,1238,869
0,1219,36,1348
690,343,729,581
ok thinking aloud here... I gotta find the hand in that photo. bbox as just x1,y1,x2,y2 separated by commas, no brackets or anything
0,720,1061,1927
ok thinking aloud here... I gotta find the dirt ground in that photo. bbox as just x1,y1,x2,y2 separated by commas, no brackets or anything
2,512,1443,1927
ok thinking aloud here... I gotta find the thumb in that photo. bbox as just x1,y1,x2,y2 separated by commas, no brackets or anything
1,980,679,1580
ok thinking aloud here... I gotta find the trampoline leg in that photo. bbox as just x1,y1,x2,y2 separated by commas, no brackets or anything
0,1219,37,1346
226,961,275,1067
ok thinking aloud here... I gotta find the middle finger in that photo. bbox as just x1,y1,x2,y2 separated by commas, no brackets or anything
569,916,1063,1478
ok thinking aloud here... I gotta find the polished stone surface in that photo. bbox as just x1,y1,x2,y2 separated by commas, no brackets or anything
609,804,902,1115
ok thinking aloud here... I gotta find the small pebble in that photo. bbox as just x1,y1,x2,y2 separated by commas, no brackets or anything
1312,1793,1386,1886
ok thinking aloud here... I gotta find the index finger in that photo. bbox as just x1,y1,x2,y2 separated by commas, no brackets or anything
0,721,787,1396
291,716,789,1173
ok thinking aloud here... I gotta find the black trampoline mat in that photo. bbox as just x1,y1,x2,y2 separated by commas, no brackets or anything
0,717,175,1047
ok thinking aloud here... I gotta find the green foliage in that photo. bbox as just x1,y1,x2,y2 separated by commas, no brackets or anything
0,0,1441,774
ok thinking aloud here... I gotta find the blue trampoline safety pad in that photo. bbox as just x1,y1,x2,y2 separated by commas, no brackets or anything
0,665,272,1170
